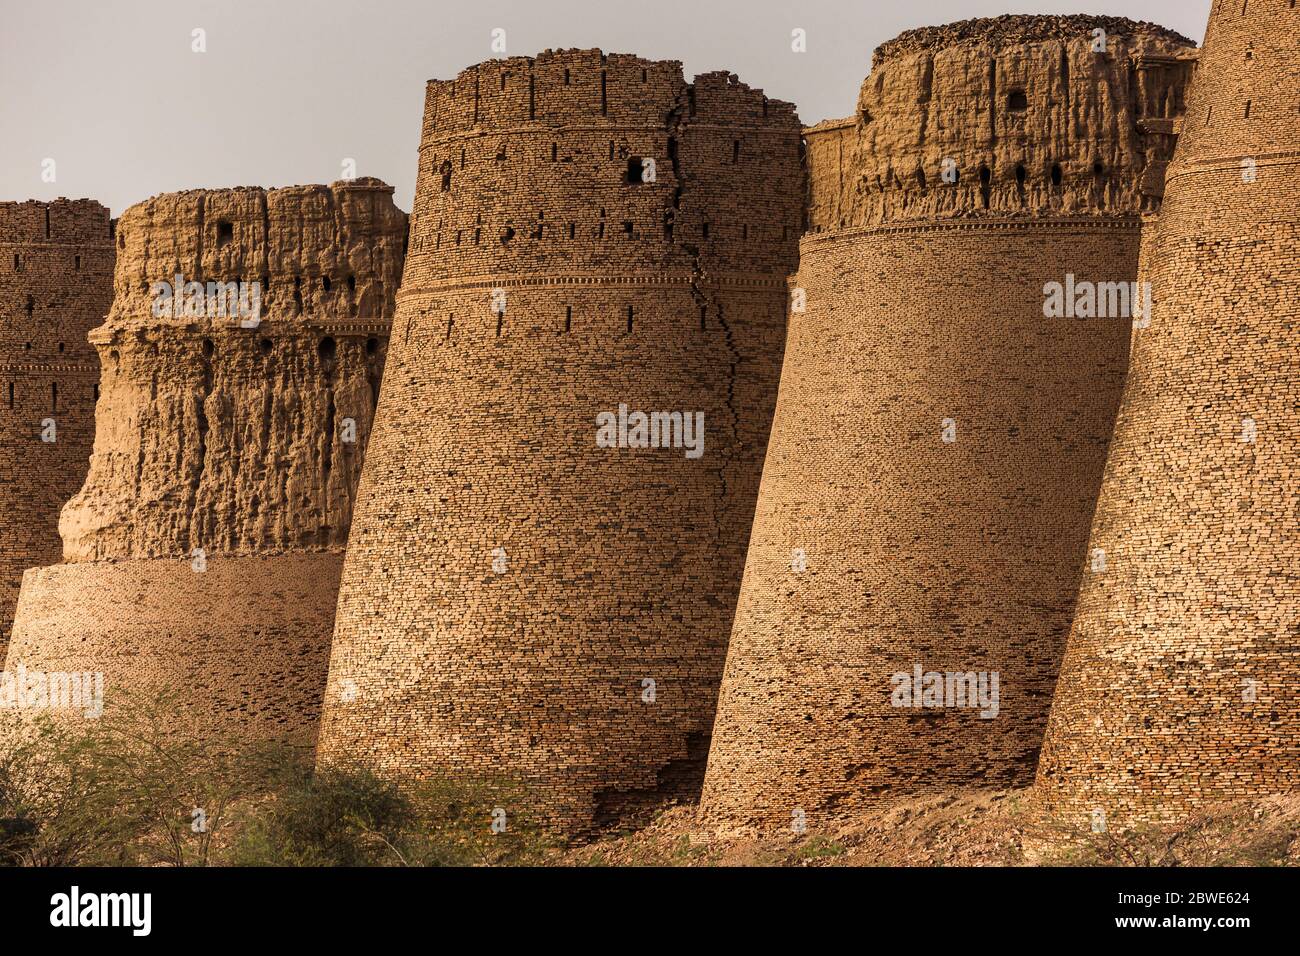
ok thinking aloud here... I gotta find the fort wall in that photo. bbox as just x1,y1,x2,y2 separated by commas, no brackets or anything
3,180,406,745
10,554,342,739
5,11,1287,832
1036,0,1300,825
0,199,113,657
699,16,1196,831
316,50,804,833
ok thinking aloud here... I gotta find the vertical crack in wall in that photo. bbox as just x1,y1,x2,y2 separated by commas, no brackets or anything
260,377,274,480
1060,41,1071,157
260,191,271,312
130,365,155,558
668,82,739,554
917,53,934,144
194,192,206,284
189,194,211,552
656,78,746,808
327,181,343,279
711,296,739,508
988,55,998,143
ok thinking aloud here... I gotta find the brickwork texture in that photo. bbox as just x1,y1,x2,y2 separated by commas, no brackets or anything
699,17,1197,831
315,50,804,832
0,199,113,659
3,9,1293,836
1036,0,1300,826
3,180,406,745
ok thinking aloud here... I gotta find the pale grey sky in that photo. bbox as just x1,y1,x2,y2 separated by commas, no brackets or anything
0,0,1210,216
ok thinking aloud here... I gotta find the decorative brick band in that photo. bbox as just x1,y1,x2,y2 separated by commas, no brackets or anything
0,363,99,374
802,216,1143,249
397,272,789,299
1166,149,1300,184
87,319,392,344
422,122,799,150
0,241,114,250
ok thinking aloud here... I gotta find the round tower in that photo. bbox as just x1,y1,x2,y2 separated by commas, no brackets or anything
1037,1,1300,826
699,16,1196,831
3,180,406,744
315,50,804,832
0,199,113,659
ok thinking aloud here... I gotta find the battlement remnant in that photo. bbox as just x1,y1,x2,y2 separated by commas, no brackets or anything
0,198,115,244
60,179,405,560
422,50,798,136
805,15,1196,230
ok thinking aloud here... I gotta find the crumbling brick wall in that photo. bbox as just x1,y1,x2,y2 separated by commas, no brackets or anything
4,180,406,745
700,16,1196,832
804,15,1197,229
316,50,804,833
0,199,113,658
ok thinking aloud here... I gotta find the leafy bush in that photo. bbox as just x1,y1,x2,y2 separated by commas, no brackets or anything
231,761,412,866
0,713,140,866
1,691,550,867
232,763,550,866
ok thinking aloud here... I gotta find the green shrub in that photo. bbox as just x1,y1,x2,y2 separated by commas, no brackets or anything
1,692,552,867
0,714,139,866
232,765,550,866
231,762,411,866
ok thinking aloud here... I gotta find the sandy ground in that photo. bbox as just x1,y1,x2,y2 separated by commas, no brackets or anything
560,790,1300,867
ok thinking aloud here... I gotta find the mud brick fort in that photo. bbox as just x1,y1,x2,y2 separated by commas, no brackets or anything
698,15,1199,831
1037,0,1300,825
1,4,1297,839
0,200,113,659
4,180,405,743
314,50,804,832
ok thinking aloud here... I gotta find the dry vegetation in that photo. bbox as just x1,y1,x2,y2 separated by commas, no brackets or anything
4,697,1296,868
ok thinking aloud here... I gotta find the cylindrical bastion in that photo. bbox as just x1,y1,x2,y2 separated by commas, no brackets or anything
316,50,805,833
700,15,1197,831
4,179,406,745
